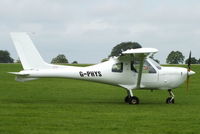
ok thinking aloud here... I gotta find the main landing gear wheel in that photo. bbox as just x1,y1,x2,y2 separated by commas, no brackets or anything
124,96,131,103
125,89,139,105
129,96,139,104
166,89,175,104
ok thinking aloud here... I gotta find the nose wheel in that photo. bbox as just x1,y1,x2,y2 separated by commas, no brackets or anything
166,89,175,104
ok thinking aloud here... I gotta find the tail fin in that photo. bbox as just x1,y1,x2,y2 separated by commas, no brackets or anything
10,32,50,70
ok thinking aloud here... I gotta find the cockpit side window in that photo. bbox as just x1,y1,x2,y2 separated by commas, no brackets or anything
131,60,156,73
112,62,123,73
131,61,137,72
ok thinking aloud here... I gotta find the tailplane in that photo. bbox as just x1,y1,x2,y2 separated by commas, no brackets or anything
10,32,51,70
8,72,38,82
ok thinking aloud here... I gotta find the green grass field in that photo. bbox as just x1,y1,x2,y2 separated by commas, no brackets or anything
0,64,200,134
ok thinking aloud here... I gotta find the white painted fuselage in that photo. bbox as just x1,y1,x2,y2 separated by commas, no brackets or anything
16,57,194,91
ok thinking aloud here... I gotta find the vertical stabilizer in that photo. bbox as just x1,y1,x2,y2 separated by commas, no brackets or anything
10,32,50,69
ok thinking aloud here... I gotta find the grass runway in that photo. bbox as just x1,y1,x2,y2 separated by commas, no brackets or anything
0,64,200,134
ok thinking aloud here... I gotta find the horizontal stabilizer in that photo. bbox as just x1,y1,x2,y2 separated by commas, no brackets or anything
8,72,38,82
8,72,29,76
15,76,38,82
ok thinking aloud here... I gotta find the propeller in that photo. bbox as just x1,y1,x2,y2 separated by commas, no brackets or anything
188,51,192,71
186,51,192,91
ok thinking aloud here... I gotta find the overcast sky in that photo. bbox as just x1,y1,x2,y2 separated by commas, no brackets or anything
0,0,200,64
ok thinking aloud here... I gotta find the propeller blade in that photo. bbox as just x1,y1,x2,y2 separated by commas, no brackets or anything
188,51,191,71
186,51,192,91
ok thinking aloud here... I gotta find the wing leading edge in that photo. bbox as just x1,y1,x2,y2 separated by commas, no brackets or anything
122,48,158,55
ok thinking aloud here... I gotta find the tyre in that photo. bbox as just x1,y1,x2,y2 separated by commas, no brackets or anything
124,96,131,103
129,96,139,104
166,97,175,104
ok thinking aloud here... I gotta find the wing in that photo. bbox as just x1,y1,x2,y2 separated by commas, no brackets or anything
119,48,158,89
119,48,158,59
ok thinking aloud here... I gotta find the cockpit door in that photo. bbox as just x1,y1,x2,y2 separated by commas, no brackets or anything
131,59,159,83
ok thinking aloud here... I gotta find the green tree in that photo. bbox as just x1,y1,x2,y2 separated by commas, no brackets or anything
109,42,142,57
166,51,185,64
198,59,200,64
101,58,108,62
16,59,21,63
0,50,14,63
185,57,198,64
72,61,78,64
15,58,21,63
51,54,68,64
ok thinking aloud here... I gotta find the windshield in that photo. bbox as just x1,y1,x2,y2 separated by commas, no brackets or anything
149,58,162,70
131,60,157,73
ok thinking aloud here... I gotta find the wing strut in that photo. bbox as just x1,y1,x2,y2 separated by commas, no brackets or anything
136,54,145,88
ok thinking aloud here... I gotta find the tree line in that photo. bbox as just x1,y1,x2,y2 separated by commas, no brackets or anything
0,42,199,64
0,50,78,64
166,51,200,64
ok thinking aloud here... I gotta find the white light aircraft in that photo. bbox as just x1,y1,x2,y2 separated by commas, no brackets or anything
10,32,195,104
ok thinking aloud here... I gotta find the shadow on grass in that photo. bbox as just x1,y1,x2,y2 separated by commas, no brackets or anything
1,98,171,106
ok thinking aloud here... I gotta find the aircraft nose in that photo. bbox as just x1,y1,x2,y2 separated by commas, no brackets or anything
188,70,195,76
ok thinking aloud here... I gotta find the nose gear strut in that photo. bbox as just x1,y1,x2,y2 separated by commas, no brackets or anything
166,89,175,104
